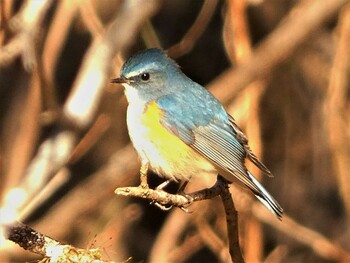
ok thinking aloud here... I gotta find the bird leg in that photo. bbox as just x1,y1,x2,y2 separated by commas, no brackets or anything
154,179,194,211
140,163,173,210
140,162,149,189
151,179,175,210
177,180,194,212
177,180,189,193
152,202,173,211
156,179,173,190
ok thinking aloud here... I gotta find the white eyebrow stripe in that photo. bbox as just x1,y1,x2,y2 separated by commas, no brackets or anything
125,70,142,78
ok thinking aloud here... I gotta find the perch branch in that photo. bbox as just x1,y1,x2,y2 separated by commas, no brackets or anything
219,180,244,263
115,176,245,262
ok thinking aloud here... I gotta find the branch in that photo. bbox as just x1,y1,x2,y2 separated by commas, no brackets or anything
0,0,160,229
115,186,190,209
4,222,107,262
0,0,53,70
115,176,245,262
209,0,350,104
167,0,218,58
229,184,350,262
219,180,244,263
323,3,350,217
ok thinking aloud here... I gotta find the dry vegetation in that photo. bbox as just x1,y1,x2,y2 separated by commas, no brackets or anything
0,0,350,262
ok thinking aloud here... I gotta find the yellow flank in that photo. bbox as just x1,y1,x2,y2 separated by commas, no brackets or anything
141,102,184,148
140,101,216,180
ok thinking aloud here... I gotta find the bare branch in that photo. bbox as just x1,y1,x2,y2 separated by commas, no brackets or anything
323,3,350,217
115,176,245,262
209,0,350,104
167,0,218,58
5,222,108,262
219,180,244,263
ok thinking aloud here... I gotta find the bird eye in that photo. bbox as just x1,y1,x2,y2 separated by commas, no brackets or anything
140,72,150,81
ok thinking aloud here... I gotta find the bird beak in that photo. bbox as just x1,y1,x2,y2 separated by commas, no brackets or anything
111,76,131,84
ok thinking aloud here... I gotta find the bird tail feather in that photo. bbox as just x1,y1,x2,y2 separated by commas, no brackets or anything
247,171,283,219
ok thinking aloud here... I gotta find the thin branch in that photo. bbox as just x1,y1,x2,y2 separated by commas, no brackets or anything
229,184,350,262
257,211,350,262
219,178,244,263
223,1,265,261
0,0,53,70
63,0,160,129
79,0,106,37
115,176,245,262
31,145,139,239
323,3,350,217
115,185,190,208
167,0,218,58
41,0,80,114
166,232,204,263
5,222,108,262
209,0,350,105
68,114,111,164
149,208,194,262
195,216,231,263
0,0,160,233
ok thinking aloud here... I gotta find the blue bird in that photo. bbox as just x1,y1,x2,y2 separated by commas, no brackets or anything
112,48,283,219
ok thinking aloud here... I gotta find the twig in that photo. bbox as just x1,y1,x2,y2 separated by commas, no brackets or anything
167,0,218,58
69,114,111,164
149,208,194,262
18,169,70,221
209,0,350,105
223,0,252,63
0,0,53,70
195,216,231,263
257,210,350,262
166,232,204,263
31,145,139,239
115,186,190,208
63,0,160,129
219,178,244,263
3,71,41,192
223,1,265,260
4,222,107,262
323,3,350,217
229,184,350,262
115,176,245,262
41,0,80,113
0,0,160,231
115,176,226,208
141,20,162,48
79,0,106,37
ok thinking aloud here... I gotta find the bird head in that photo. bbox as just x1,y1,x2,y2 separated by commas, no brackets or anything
112,48,181,103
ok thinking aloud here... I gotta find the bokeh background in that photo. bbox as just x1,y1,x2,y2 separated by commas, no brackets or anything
1,0,350,262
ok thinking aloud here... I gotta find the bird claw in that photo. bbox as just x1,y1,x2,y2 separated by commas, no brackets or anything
149,191,194,212
151,200,173,211
155,179,172,190
179,192,194,213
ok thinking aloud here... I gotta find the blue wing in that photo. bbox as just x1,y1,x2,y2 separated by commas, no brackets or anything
156,86,283,218
156,91,257,189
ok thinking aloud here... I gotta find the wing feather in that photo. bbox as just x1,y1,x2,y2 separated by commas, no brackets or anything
191,124,263,193
156,92,283,218
228,114,273,177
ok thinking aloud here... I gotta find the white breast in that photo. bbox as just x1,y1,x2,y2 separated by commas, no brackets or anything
124,86,164,166
124,85,217,182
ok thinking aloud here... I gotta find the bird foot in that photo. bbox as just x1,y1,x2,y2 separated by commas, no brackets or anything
178,192,194,213
151,201,173,211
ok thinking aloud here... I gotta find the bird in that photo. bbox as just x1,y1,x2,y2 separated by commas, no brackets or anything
112,48,283,219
